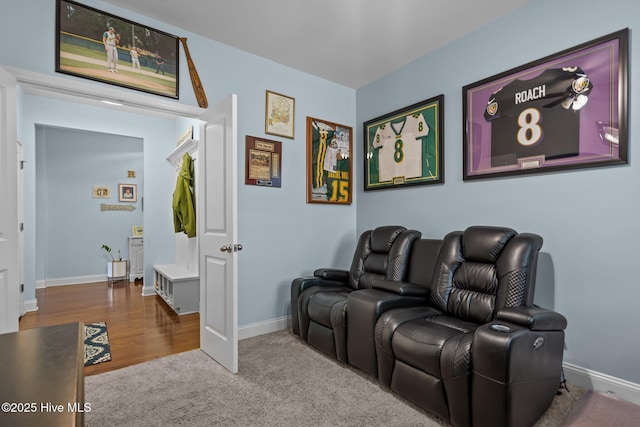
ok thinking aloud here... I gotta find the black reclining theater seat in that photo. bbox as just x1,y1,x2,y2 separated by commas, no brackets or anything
345,238,443,378
374,226,567,427
291,225,420,363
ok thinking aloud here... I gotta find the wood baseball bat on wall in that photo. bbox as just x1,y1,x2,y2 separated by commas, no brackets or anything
180,37,208,109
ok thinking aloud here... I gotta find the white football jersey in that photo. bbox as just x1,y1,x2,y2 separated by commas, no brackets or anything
373,113,429,182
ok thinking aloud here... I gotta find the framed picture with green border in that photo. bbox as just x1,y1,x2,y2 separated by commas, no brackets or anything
364,95,444,191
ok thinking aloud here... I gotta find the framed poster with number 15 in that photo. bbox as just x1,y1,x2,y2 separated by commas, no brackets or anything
306,117,352,204
364,95,444,191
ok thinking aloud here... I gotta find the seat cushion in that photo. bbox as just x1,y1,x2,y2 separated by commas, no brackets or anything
392,315,478,378
307,291,350,328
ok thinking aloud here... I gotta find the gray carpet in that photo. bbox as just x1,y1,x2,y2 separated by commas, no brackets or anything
85,330,586,426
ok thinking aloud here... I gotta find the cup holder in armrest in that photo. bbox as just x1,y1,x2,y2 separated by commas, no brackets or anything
489,323,511,332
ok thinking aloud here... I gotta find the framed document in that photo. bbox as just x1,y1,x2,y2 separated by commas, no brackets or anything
245,136,282,187
463,29,628,180
265,90,295,139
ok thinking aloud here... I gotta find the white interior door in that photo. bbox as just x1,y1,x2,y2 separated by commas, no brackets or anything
0,67,20,333
199,94,239,373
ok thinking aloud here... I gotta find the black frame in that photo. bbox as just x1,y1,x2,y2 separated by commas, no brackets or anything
463,29,628,181
56,0,179,99
364,95,444,191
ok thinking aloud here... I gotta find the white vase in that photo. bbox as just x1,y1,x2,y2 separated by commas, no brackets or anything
107,260,127,278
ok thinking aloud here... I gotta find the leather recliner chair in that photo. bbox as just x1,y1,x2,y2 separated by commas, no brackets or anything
345,238,442,378
291,225,420,362
375,226,567,427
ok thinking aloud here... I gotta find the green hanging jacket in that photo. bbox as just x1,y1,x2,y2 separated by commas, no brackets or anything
172,152,196,237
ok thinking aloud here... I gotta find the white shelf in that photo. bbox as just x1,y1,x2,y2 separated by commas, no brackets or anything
166,138,198,170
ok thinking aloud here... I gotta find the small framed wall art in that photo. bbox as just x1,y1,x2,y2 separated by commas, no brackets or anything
463,28,628,180
364,95,444,191
265,90,295,139
92,186,110,198
306,117,352,204
118,183,137,202
245,136,282,187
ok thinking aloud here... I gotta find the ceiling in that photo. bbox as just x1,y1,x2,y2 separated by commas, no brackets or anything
101,0,531,89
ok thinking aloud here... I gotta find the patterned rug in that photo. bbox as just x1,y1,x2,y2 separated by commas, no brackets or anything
84,322,112,366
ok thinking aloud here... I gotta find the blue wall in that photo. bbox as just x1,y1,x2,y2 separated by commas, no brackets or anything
3,0,638,388
2,0,357,330
36,125,143,281
357,0,639,384
19,92,183,299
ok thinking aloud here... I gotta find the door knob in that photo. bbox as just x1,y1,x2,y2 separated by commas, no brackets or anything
220,244,243,253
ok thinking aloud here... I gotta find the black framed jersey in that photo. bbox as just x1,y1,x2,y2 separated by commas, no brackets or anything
484,67,593,166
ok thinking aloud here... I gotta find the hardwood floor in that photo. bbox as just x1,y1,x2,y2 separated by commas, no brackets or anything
19,280,200,376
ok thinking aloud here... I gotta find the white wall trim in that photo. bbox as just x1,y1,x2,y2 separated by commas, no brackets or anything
7,66,204,119
238,316,290,340
563,362,640,406
43,274,106,287
23,299,38,313
141,286,157,296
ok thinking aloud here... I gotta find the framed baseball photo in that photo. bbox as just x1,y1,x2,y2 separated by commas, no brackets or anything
306,117,352,204
463,28,628,181
56,0,179,99
364,95,444,191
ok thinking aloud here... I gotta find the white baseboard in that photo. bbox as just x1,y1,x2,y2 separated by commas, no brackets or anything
41,274,105,287
563,362,640,406
23,299,38,312
141,286,156,296
238,316,290,340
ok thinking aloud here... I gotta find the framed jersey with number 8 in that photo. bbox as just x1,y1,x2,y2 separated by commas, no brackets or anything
463,29,628,181
364,95,445,191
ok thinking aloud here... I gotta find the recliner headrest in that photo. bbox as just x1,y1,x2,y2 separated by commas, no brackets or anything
461,226,517,263
370,226,407,253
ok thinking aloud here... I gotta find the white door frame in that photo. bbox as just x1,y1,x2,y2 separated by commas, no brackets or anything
0,67,20,333
3,69,239,370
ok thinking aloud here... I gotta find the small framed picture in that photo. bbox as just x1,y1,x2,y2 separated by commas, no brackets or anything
265,90,295,139
118,183,137,202
245,136,282,187
92,186,111,198
132,226,144,236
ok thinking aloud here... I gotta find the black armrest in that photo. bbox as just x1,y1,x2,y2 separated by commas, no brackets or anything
496,306,567,331
291,273,349,337
372,279,429,297
314,268,349,282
